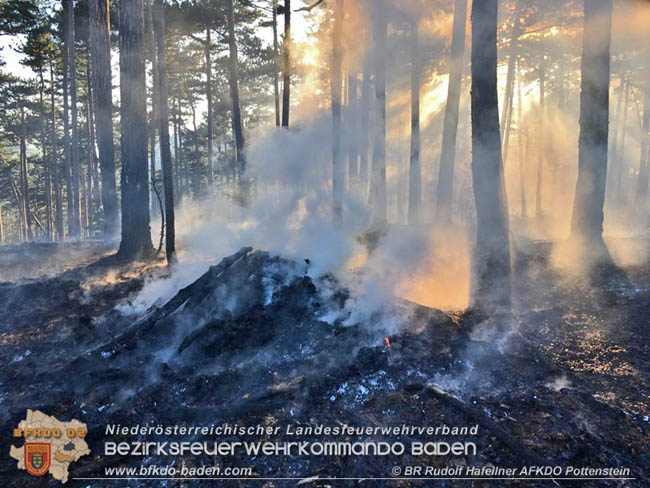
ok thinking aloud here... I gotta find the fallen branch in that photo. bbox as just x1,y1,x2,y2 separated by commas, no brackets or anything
151,175,165,256
405,382,547,467
296,0,325,12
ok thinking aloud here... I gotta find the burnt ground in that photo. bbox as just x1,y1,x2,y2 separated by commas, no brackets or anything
0,240,648,487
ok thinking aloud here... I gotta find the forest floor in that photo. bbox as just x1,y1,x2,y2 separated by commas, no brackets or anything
0,238,648,487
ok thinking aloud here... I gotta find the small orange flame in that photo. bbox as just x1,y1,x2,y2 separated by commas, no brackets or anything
384,337,391,348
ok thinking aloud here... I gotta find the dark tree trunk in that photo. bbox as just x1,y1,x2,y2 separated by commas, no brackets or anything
62,0,73,239
20,107,33,241
118,0,153,258
206,26,214,186
225,0,246,201
570,0,612,245
370,2,387,224
331,0,343,225
153,0,176,264
39,69,53,241
408,21,421,225
86,53,101,231
173,96,181,199
50,61,64,241
89,0,119,239
281,0,291,127
144,0,159,217
470,0,511,315
67,0,81,238
272,0,280,126
435,0,467,224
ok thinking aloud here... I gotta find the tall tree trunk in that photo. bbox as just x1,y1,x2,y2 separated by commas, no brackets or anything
67,0,81,238
0,203,4,244
331,0,343,225
635,64,650,207
470,0,511,315
144,0,159,217
615,77,630,203
62,0,73,239
50,61,64,241
173,96,180,198
435,0,467,224
569,0,612,246
500,0,523,148
39,69,53,240
118,0,153,258
535,56,545,217
272,0,280,126
205,26,214,186
370,2,387,224
225,0,246,201
606,73,623,202
86,54,101,230
347,74,358,184
408,21,421,225
501,57,517,166
89,0,119,239
153,0,176,264
20,107,33,241
518,69,526,218
359,60,371,198
281,0,291,127
189,95,200,197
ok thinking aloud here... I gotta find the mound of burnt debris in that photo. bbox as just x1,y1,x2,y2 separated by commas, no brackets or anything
2,247,649,487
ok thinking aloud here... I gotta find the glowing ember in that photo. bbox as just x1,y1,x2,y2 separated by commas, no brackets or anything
384,337,391,348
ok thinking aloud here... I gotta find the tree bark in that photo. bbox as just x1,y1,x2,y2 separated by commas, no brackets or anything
144,0,159,217
20,106,33,241
89,0,119,239
408,21,421,225
435,0,467,224
39,69,53,240
500,0,523,150
225,0,246,202
50,61,64,241
62,0,73,239
470,0,511,315
569,0,612,245
153,0,176,264
118,0,153,258
331,0,343,225
370,3,387,224
206,26,214,186
67,0,81,238
272,0,280,126
281,0,291,127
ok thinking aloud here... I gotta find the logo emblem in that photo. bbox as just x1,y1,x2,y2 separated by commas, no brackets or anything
25,443,50,476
